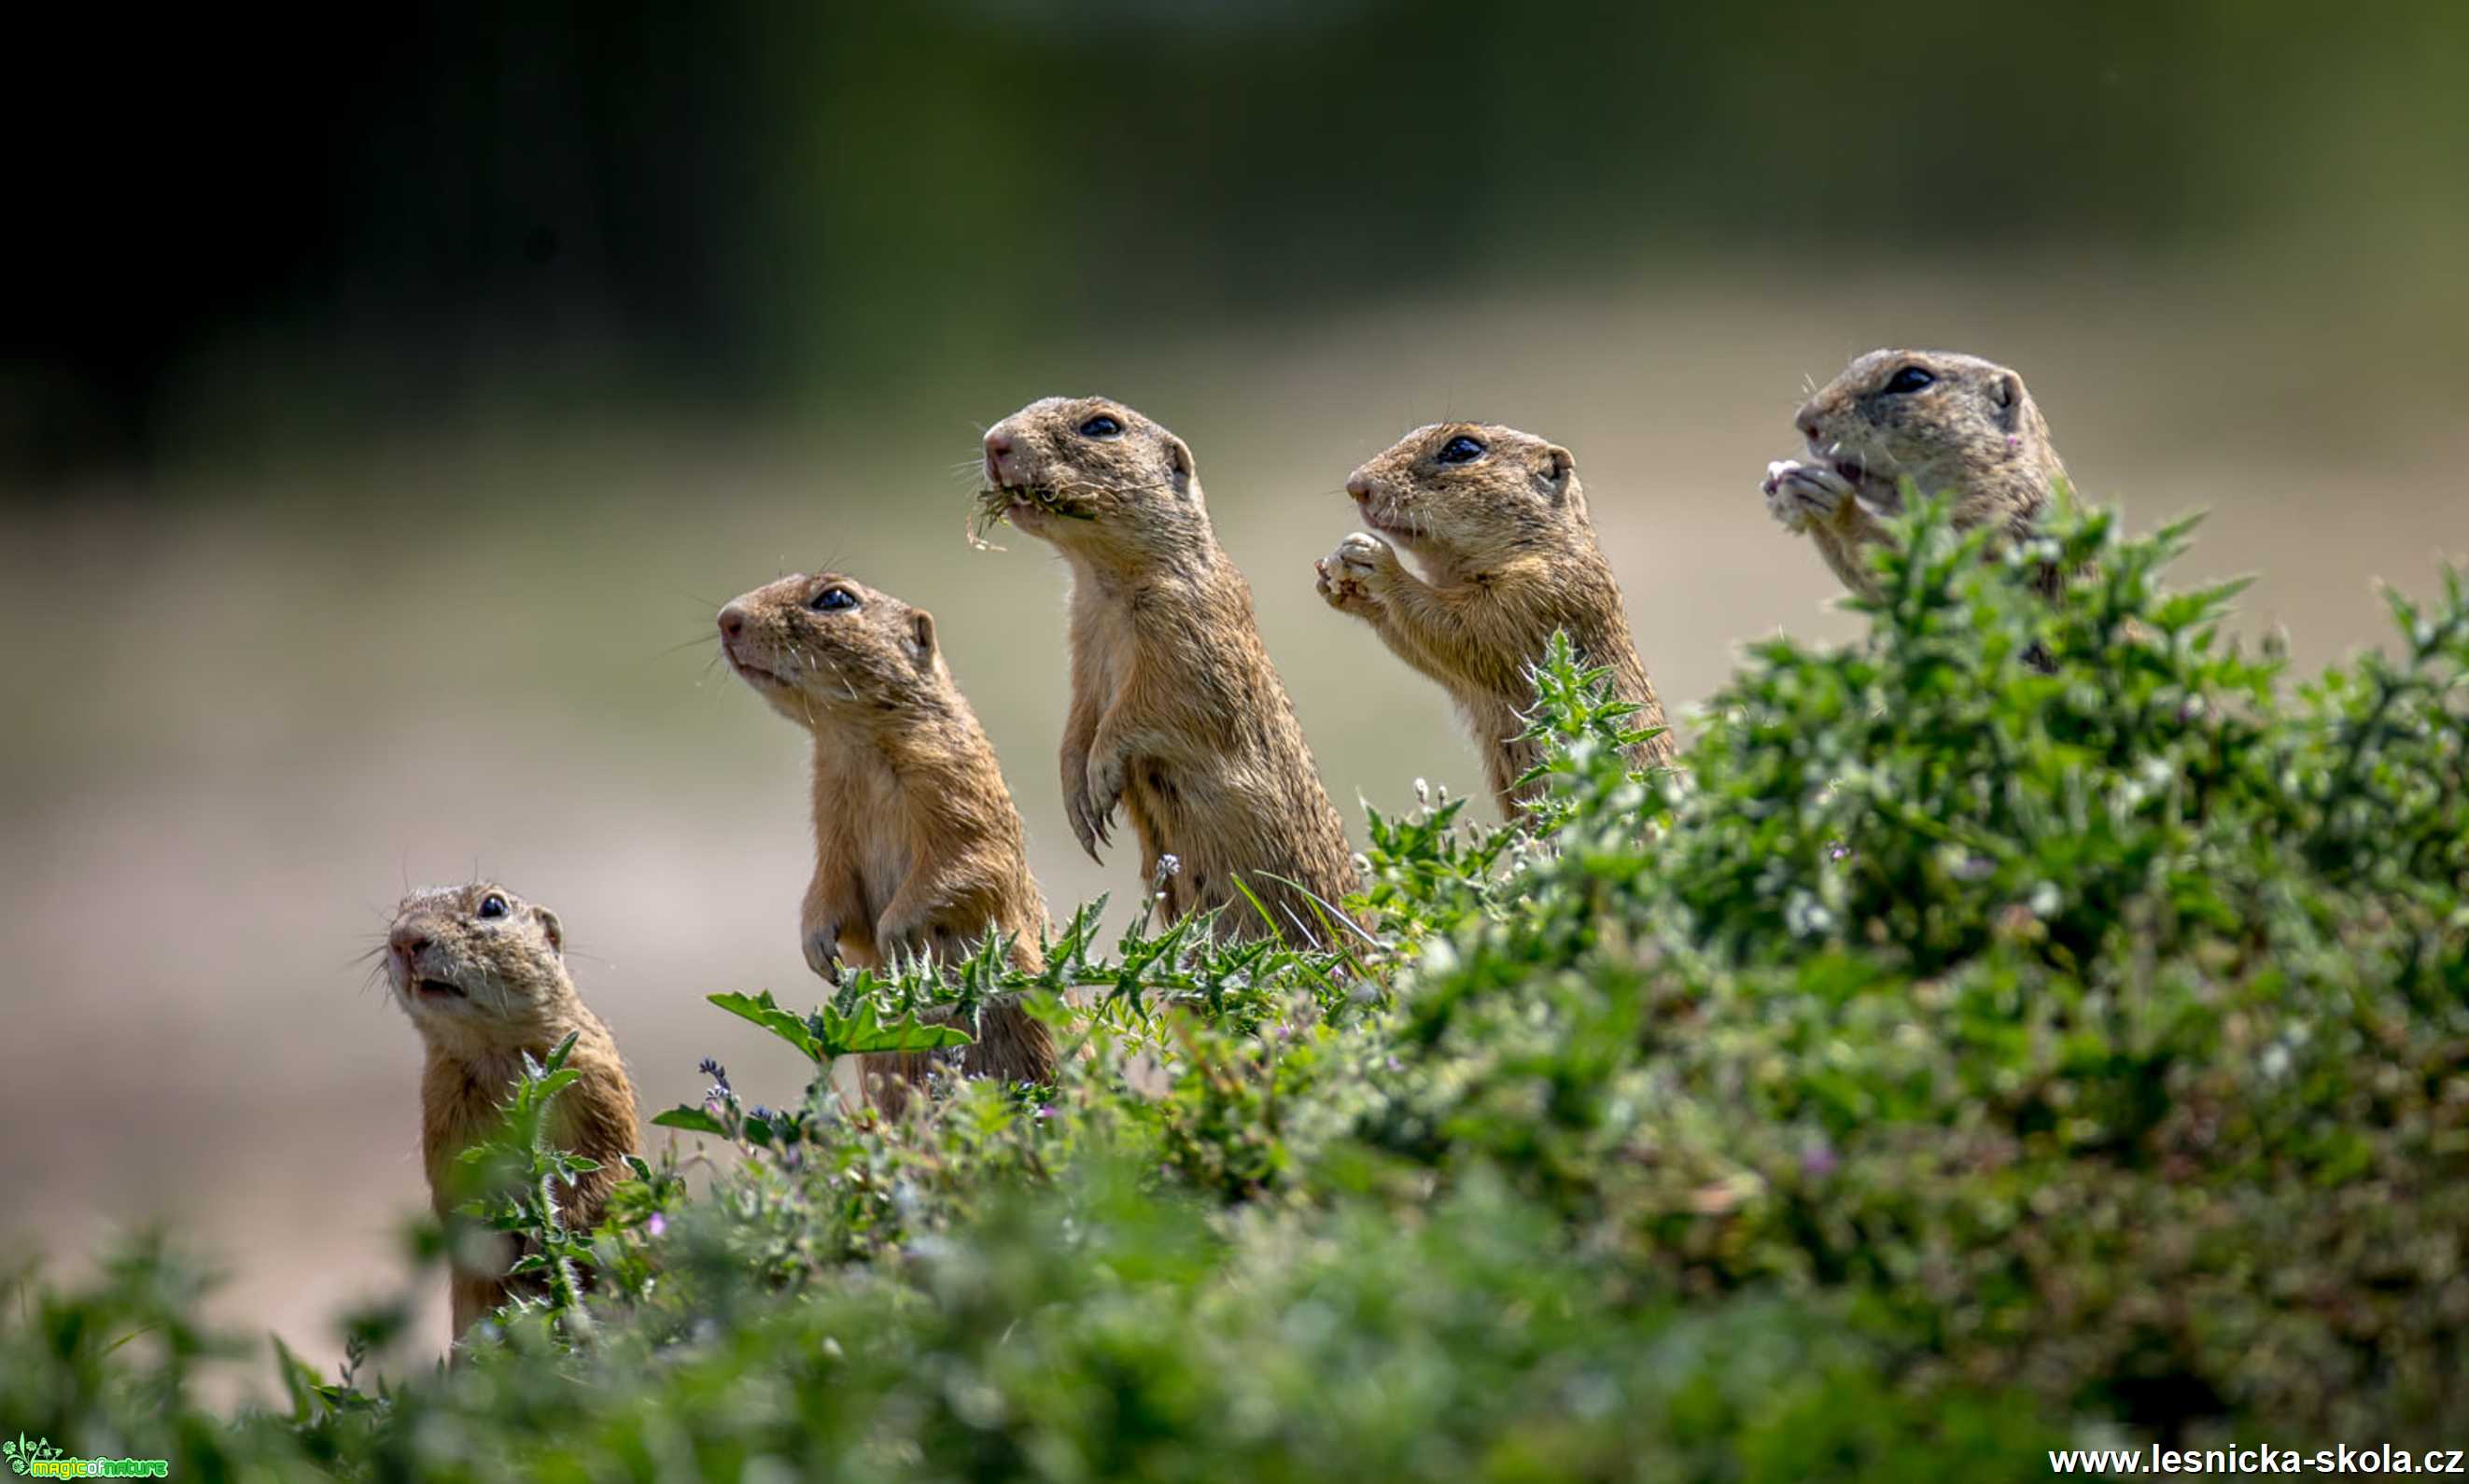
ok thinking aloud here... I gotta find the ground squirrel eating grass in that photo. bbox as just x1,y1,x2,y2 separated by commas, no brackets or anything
977,396,1360,945
719,570,1058,1107
1763,348,2070,599
1317,421,1676,816
385,882,638,1340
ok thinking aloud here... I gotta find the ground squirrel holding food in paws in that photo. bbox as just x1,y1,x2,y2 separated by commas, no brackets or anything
1763,348,2070,599
1318,421,1676,817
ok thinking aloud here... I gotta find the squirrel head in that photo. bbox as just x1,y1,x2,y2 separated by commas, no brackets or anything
977,396,1211,569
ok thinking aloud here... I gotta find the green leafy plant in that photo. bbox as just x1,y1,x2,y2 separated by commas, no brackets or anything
5,497,2463,1478
448,1031,607,1338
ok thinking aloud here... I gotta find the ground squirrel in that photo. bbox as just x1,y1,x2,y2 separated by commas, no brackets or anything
1315,422,1677,816
719,570,1058,1106
385,882,638,1340
977,396,1360,945
1762,348,2070,599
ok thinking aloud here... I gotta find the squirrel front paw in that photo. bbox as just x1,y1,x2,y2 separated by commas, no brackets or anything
1065,754,1120,862
1762,459,1857,533
801,922,843,983
1085,751,1127,836
1064,785,1108,861
1315,531,1392,611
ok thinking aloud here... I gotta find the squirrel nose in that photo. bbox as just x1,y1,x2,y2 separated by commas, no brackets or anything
983,428,1016,483
1794,406,1823,442
389,925,430,960
718,604,747,640
1345,473,1372,499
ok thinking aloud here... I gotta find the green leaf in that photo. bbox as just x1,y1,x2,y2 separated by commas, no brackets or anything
708,989,826,1061
652,1106,730,1136
271,1333,322,1425
816,998,975,1056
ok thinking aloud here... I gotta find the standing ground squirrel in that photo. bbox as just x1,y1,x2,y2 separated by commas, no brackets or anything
1762,348,2070,599
385,883,638,1340
977,396,1360,945
1316,422,1676,816
719,570,1058,1106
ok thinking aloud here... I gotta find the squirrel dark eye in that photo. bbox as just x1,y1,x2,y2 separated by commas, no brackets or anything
1884,365,1936,395
479,894,509,919
1436,434,1486,466
1077,414,1123,439
809,587,858,612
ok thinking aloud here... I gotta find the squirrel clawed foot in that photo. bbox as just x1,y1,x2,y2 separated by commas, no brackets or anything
1065,768,1115,862
801,922,844,984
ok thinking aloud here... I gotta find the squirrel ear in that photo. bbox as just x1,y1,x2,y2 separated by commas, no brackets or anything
1539,445,1577,500
1989,371,2026,432
908,609,937,662
1165,436,1198,499
535,907,564,957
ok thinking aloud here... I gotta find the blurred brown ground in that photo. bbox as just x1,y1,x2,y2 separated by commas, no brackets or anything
2,258,2464,1385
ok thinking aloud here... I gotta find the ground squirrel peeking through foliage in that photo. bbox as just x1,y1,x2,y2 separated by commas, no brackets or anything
718,569,1057,1111
385,882,638,1339
1763,348,2071,599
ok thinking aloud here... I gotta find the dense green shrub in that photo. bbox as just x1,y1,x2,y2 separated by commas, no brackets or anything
6,499,2463,1478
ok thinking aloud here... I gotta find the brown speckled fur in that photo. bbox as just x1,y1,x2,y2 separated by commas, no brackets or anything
980,395,1361,945
1317,422,1676,818
1765,348,2069,599
719,571,1058,1110
385,883,638,1341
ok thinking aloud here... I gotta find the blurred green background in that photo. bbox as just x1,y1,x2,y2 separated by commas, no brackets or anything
3,1,2464,1374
